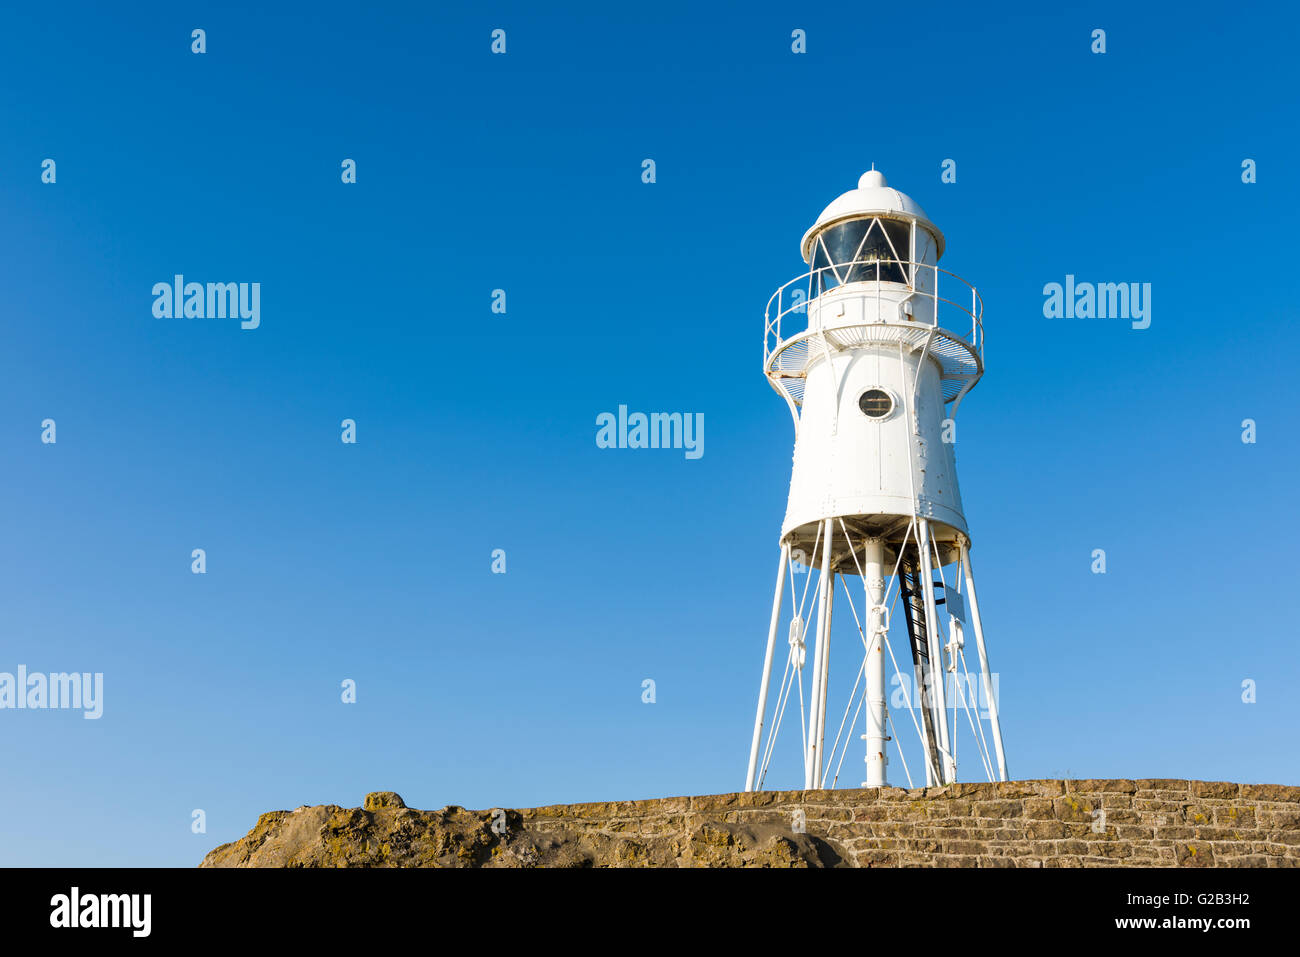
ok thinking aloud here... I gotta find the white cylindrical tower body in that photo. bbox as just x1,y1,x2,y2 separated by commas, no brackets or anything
781,333,967,548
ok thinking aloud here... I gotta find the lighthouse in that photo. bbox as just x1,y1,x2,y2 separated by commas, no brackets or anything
744,169,1008,792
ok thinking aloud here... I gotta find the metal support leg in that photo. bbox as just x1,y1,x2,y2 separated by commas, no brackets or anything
917,520,954,783
813,566,835,787
960,539,1008,781
746,542,790,791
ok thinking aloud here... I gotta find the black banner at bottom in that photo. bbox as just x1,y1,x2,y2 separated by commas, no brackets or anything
0,865,1281,943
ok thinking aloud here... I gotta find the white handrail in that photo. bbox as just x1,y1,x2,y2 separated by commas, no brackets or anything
764,258,984,370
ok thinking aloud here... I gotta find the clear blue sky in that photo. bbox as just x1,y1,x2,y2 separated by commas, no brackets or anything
1,1,1297,866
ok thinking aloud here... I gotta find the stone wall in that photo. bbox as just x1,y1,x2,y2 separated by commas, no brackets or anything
201,779,1300,867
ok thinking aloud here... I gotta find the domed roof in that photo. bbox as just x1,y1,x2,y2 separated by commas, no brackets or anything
800,169,945,262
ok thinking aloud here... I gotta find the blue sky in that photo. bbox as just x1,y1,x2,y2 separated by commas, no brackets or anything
1,1,1297,865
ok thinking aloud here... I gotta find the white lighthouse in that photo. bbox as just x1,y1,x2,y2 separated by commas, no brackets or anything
745,169,1008,791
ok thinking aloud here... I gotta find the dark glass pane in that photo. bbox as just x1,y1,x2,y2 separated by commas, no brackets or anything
815,218,909,286
811,239,836,295
884,220,912,282
851,221,909,284
822,219,868,280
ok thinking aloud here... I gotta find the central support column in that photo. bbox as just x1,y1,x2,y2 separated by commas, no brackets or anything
862,537,889,787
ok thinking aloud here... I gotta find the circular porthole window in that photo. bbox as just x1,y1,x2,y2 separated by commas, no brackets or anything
858,388,894,419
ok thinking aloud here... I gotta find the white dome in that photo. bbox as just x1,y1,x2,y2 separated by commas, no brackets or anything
800,169,944,262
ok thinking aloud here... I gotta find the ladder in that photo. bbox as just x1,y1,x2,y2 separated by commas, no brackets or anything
899,562,943,782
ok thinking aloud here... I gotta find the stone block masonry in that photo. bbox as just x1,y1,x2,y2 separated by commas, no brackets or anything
201,780,1300,867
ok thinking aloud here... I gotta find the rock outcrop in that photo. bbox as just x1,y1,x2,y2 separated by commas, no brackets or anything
201,779,1300,867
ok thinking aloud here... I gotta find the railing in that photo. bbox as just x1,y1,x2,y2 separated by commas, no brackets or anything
763,258,984,373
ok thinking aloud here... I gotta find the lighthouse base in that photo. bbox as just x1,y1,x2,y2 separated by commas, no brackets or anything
745,517,1007,793
782,513,965,576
